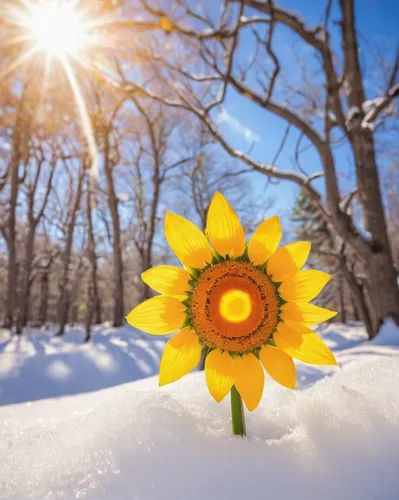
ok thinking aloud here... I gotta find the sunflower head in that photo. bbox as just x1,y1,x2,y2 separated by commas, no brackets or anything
127,192,337,412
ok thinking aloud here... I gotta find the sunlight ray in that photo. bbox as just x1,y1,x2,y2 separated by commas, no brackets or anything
60,56,99,180
70,52,116,83
0,34,33,48
35,53,53,123
1,0,118,181
0,46,37,82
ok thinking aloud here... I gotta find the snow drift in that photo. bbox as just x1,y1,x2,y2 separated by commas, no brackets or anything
1,321,399,499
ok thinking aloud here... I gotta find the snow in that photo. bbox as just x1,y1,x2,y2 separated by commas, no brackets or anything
1,320,399,499
346,106,361,122
0,324,167,405
371,317,399,345
361,120,376,132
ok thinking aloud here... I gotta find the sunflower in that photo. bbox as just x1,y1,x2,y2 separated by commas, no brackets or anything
127,192,337,414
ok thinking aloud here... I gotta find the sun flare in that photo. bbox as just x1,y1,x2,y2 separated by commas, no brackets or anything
28,1,88,56
2,1,123,180
4,1,106,178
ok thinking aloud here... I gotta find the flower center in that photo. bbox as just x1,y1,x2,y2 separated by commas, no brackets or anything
219,289,252,323
189,261,280,353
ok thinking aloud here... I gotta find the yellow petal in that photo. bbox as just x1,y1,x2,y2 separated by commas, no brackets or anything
281,302,337,326
267,241,311,282
279,270,331,302
259,345,296,389
164,212,212,269
159,328,201,386
206,191,246,257
126,296,186,335
274,323,337,365
233,353,265,411
283,318,316,332
205,350,234,402
248,216,282,265
142,266,190,296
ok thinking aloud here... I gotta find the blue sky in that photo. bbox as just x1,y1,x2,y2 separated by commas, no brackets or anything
216,0,399,220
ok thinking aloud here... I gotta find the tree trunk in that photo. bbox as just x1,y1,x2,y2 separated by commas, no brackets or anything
340,259,373,339
94,297,102,324
351,294,360,322
84,186,101,338
70,304,78,324
363,252,399,336
141,181,159,300
2,85,31,330
38,271,49,326
103,134,124,326
338,273,347,324
84,277,94,342
84,277,96,342
4,140,20,329
16,229,35,334
84,311,92,342
17,153,55,332
348,125,399,332
57,170,84,335
339,0,399,333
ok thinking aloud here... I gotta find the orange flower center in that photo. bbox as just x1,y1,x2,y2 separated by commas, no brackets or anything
190,261,280,352
219,289,252,323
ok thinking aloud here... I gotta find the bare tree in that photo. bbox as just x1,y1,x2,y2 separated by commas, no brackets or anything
92,89,126,327
16,138,58,333
84,181,101,341
123,101,194,300
177,126,260,233
57,159,85,335
385,161,399,270
1,81,32,328
120,0,399,336
36,246,58,327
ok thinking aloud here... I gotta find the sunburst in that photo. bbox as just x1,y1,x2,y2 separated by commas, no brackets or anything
24,1,91,56
1,0,117,176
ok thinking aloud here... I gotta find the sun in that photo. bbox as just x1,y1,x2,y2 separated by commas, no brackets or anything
1,0,120,181
27,1,89,56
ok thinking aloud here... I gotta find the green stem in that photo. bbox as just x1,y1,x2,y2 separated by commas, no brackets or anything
230,385,246,436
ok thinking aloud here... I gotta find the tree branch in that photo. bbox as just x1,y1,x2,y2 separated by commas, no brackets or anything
230,0,347,131
362,83,399,125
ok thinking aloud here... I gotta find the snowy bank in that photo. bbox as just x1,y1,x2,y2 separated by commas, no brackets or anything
1,321,399,499
0,324,167,405
1,358,399,499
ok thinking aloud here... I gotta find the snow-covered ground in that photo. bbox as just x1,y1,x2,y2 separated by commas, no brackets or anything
1,321,399,499
0,324,167,406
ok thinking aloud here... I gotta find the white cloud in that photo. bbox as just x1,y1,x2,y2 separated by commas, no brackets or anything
217,108,260,144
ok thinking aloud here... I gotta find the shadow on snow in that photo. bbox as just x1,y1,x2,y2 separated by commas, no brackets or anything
0,324,167,406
